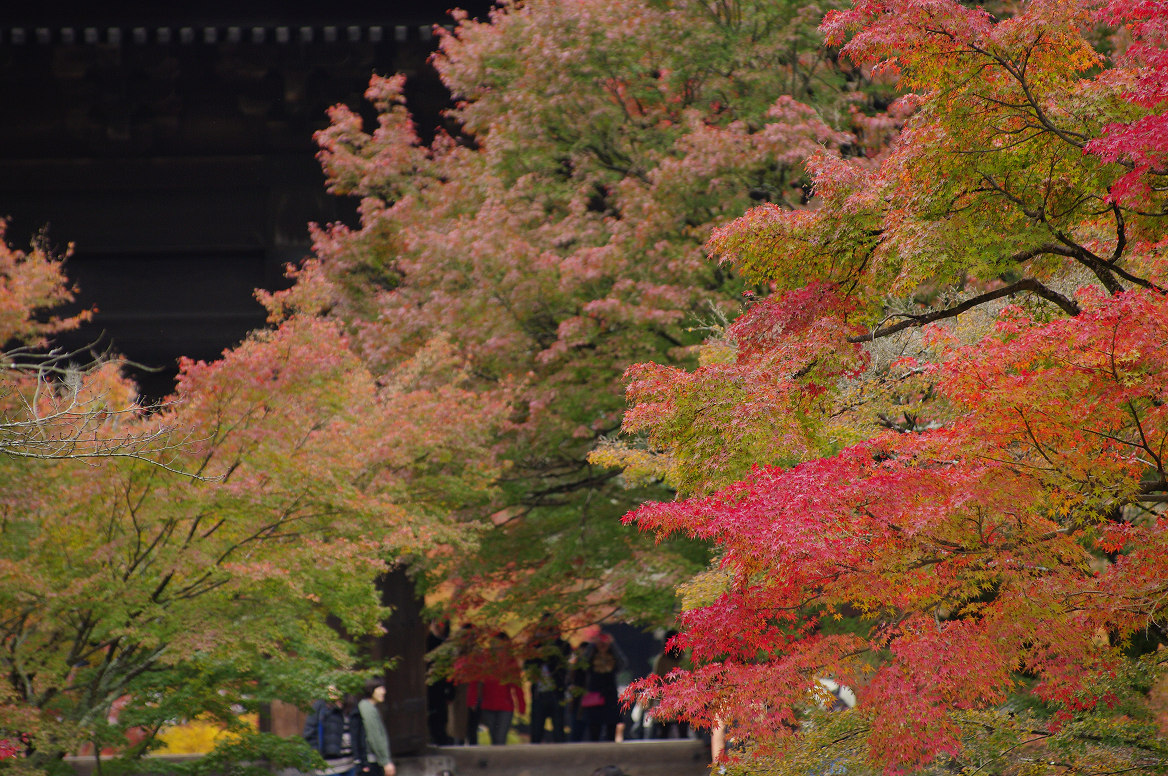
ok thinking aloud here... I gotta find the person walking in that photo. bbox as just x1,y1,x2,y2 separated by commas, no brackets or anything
426,619,455,746
303,687,365,776
524,614,570,743
467,631,525,745
451,622,480,745
358,678,396,776
575,632,625,742
649,631,690,740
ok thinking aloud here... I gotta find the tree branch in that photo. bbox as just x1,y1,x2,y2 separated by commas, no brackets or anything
849,277,1080,342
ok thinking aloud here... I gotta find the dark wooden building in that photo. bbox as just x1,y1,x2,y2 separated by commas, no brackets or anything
0,0,490,752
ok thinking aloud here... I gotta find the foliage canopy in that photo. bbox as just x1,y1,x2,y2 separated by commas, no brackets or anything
617,1,1168,773
0,239,502,771
310,0,899,623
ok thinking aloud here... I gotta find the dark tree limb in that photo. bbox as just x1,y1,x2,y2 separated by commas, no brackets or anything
850,277,1081,342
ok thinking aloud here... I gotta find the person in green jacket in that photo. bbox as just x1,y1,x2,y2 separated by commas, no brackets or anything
358,678,395,776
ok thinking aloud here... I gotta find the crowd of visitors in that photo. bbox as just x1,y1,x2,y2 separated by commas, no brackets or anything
303,678,395,776
303,618,693,776
422,616,692,747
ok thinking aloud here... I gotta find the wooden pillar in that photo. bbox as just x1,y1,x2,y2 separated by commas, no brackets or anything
257,568,427,749
371,566,428,756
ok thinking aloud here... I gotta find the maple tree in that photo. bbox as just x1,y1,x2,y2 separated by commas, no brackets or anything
311,0,900,622
0,244,503,771
0,224,177,469
614,0,1168,774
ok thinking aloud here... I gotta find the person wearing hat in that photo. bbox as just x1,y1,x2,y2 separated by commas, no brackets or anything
303,686,366,776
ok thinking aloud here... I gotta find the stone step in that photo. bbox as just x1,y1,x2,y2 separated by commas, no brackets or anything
65,740,711,776
421,740,711,776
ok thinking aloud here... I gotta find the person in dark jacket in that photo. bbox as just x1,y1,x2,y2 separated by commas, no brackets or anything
452,623,481,745
426,619,455,746
573,633,626,742
303,687,366,776
524,614,571,743
649,631,690,740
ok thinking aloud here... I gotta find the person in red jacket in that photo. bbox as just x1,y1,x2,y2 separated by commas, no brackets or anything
467,632,526,745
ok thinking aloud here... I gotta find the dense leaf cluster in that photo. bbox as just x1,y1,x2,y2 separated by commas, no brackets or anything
0,249,502,770
618,0,1168,773
311,0,899,623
